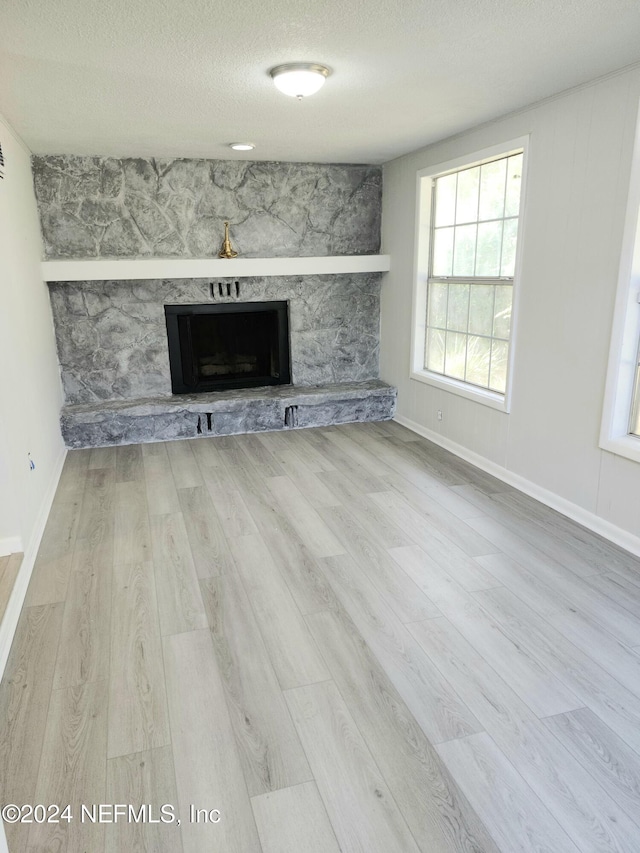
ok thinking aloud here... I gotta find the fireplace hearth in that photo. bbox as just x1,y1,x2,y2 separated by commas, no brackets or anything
165,301,291,394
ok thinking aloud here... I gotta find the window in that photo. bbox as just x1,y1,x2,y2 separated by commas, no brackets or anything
631,342,640,437
600,103,640,464
601,222,640,460
412,139,528,411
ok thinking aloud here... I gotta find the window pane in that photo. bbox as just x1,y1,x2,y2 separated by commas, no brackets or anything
493,285,512,339
445,331,467,380
425,148,523,399
432,227,454,276
468,284,495,336
505,153,523,217
455,166,480,224
479,159,506,221
630,349,640,436
465,335,491,388
447,283,470,332
500,218,519,277
453,224,477,276
475,221,502,276
435,173,456,227
427,282,448,328
631,383,640,435
425,328,445,373
489,339,509,393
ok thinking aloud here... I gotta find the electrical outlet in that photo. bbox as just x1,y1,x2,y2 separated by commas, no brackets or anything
437,410,443,421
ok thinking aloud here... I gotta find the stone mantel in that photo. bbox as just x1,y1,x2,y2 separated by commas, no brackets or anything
41,254,391,283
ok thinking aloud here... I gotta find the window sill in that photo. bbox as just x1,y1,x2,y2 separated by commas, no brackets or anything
599,434,640,465
410,368,510,412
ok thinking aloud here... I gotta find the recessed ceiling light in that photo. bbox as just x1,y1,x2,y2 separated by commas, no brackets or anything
229,143,255,151
269,63,331,99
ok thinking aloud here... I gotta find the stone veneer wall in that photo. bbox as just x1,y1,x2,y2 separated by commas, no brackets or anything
32,156,382,260
49,275,382,404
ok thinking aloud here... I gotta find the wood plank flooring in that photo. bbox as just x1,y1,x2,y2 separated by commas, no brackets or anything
2,422,640,851
0,552,22,624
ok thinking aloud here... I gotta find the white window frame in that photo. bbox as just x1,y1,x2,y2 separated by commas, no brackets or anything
600,103,640,464
410,136,530,412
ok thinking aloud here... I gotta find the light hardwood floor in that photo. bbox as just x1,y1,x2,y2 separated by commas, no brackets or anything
0,552,22,625
2,421,640,852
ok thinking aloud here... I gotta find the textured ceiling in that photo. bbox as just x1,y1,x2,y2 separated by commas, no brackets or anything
2,0,640,163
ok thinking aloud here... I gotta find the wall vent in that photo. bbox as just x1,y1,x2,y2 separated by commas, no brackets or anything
0,142,4,179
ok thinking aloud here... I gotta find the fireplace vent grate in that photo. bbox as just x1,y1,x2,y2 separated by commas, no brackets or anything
197,413,214,434
211,281,240,299
284,405,299,428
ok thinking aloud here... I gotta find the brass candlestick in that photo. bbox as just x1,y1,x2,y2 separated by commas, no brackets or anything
218,221,238,259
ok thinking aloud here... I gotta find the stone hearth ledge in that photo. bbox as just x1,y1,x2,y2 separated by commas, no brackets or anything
61,380,397,448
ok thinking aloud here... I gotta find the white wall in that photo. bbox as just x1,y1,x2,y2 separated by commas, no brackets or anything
381,66,640,547
0,113,65,556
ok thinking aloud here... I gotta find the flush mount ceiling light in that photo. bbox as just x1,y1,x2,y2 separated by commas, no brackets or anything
229,142,255,151
269,63,331,99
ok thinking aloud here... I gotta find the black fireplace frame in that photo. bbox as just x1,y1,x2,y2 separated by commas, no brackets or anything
165,301,291,394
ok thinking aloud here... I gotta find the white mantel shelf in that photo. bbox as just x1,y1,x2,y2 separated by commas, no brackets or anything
42,254,391,283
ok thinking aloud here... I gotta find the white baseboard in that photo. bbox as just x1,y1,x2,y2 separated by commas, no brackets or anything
0,536,23,557
394,414,640,559
0,445,67,681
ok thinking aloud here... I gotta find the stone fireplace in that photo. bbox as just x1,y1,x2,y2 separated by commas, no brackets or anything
34,154,396,447
46,273,395,447
48,274,383,403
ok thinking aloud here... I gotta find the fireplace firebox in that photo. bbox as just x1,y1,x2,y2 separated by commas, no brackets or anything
165,301,291,394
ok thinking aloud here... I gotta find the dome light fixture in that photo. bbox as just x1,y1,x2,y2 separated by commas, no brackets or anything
229,142,255,151
269,63,331,99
